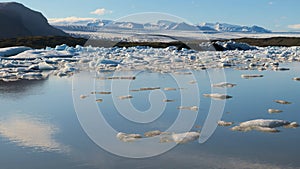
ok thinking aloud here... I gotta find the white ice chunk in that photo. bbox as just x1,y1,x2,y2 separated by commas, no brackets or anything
116,132,142,142
160,132,200,144
0,46,31,57
218,121,234,126
38,62,56,70
231,119,299,133
292,77,300,81
274,100,292,105
203,93,232,100
178,106,199,111
241,74,264,79
212,82,236,88
10,50,74,59
268,109,283,114
144,130,162,137
119,95,133,100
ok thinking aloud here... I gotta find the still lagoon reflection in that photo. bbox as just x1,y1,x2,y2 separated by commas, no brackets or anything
0,63,299,169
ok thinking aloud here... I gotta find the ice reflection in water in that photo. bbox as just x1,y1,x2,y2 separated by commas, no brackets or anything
0,115,67,152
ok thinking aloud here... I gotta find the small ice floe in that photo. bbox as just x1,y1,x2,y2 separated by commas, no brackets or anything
140,87,160,91
100,59,121,66
292,77,300,81
273,67,290,71
195,125,201,129
19,72,46,80
163,99,175,102
80,95,88,99
91,91,111,95
96,99,103,103
189,80,197,84
164,87,177,91
203,93,232,100
231,119,299,133
218,121,234,126
116,132,142,142
174,72,192,75
144,130,162,137
10,49,74,60
160,132,200,144
130,89,140,92
268,109,283,114
38,62,56,71
241,74,264,79
119,95,133,100
178,106,199,111
98,76,136,80
212,82,237,88
274,100,292,105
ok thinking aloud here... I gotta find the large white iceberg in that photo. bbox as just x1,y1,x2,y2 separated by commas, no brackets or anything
0,46,31,57
231,119,299,133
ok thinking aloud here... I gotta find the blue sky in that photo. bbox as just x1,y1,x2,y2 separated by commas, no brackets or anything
3,0,300,31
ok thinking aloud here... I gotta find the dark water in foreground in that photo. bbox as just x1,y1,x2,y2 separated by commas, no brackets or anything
0,63,299,169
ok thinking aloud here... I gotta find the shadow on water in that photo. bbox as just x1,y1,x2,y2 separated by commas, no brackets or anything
0,79,47,98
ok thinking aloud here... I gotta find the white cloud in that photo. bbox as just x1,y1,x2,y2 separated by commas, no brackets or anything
268,1,273,5
90,8,112,15
48,17,97,25
48,17,96,23
288,24,300,30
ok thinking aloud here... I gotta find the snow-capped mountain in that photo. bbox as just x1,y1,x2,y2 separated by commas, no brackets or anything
200,22,271,33
50,18,271,33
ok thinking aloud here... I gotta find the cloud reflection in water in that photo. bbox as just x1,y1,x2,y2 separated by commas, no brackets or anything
0,114,68,153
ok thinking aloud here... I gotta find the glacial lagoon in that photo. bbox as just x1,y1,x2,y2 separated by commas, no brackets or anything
0,62,299,169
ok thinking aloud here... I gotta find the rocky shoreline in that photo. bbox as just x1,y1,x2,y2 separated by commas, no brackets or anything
1,36,300,50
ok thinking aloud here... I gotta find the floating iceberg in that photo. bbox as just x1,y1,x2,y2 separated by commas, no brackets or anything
38,62,56,70
274,100,292,105
273,67,290,71
96,99,103,103
241,74,264,79
140,87,160,91
119,95,133,100
116,132,142,142
218,121,234,126
0,46,31,57
10,49,74,59
80,95,88,99
164,87,177,91
231,119,299,133
163,99,175,102
293,77,300,81
91,91,112,95
212,82,236,88
203,93,232,100
178,106,199,111
144,130,163,137
268,109,283,114
160,132,200,144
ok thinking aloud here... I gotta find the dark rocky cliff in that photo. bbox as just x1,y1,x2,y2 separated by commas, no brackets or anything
0,2,68,39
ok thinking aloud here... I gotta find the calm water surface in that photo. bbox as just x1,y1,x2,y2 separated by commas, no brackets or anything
0,63,299,169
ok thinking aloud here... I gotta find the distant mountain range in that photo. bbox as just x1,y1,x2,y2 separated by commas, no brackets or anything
51,19,272,33
0,2,68,39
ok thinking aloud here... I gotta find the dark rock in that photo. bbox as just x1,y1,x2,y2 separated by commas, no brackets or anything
0,2,68,39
